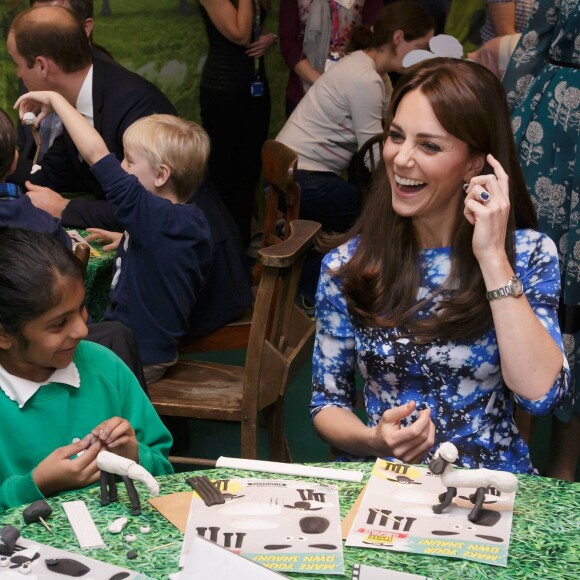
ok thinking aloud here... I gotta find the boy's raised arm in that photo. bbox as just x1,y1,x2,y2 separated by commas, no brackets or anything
14,91,110,167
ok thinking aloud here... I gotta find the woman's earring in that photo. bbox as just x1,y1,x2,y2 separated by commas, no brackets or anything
462,182,469,193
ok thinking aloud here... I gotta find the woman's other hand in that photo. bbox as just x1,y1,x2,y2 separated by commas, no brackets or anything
372,401,435,464
246,33,277,57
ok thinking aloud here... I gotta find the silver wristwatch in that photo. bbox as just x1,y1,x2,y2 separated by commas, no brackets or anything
486,276,524,301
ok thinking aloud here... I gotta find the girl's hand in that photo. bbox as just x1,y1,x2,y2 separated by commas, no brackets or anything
33,436,102,497
371,401,435,464
14,91,61,127
463,154,510,265
245,33,277,57
91,417,139,463
85,228,122,252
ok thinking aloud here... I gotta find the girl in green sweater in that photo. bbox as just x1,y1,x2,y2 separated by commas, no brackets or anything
0,228,173,512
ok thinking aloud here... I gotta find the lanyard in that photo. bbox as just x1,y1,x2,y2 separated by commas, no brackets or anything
251,0,264,96
253,0,261,78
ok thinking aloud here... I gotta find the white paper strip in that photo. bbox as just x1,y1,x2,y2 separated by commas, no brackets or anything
62,500,106,549
215,456,364,482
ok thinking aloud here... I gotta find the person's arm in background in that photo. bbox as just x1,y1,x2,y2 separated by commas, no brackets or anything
245,1,278,58
279,0,321,86
488,0,516,36
201,0,253,45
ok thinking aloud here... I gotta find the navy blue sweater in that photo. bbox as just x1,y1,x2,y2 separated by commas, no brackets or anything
0,184,71,249
91,155,213,364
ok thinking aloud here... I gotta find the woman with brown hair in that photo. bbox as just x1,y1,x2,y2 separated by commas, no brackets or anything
310,58,570,473
277,2,434,237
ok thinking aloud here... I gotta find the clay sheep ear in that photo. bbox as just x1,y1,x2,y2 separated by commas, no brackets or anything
402,35,464,68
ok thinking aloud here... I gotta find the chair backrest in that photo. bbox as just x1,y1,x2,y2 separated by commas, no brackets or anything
244,219,320,415
261,139,301,249
352,132,385,200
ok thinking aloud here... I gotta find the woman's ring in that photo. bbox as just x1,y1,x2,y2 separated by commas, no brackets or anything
479,190,491,204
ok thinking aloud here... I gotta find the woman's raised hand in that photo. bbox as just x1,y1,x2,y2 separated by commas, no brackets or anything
463,153,511,264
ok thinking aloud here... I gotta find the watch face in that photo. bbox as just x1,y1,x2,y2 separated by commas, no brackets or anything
511,277,524,297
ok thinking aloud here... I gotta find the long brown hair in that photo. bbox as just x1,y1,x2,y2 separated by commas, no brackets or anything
326,58,536,342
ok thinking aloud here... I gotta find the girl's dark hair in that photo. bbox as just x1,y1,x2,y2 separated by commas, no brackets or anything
0,227,83,337
347,1,434,53
325,58,537,342
0,108,16,180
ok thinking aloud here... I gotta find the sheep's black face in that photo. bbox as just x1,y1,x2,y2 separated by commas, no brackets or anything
429,456,447,475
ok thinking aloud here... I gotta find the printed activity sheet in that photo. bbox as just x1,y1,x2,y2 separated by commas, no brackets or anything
0,536,149,579
346,459,516,567
181,478,344,575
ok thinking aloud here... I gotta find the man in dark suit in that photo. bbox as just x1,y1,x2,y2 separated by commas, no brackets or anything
17,1,114,180
8,4,253,342
7,5,176,230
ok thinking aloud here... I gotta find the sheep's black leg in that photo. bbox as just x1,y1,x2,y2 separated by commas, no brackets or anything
100,471,115,506
122,475,142,516
468,487,486,522
433,487,457,514
108,472,118,503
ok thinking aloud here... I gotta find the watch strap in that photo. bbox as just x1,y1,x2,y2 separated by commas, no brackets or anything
486,276,522,301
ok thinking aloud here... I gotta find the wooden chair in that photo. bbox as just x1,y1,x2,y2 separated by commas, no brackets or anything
351,132,385,200
149,219,321,465
73,243,90,276
260,139,301,250
176,140,303,354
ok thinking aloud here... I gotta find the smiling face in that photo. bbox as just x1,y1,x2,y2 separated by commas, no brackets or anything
383,89,484,247
0,277,88,382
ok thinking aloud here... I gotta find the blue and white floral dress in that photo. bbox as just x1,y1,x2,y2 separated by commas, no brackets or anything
503,0,580,419
311,230,570,474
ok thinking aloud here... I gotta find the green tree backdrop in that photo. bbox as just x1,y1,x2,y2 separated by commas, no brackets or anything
0,0,287,136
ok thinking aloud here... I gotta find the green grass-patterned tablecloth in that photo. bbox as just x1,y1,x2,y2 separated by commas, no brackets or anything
1,464,579,579
73,228,115,322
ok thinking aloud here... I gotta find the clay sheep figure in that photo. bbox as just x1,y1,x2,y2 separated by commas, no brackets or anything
429,442,518,523
97,450,159,516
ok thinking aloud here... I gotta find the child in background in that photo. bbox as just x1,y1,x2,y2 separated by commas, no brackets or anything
0,228,172,512
0,108,71,248
15,92,214,384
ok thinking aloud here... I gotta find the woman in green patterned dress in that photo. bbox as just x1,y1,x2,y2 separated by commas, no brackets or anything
503,0,580,481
